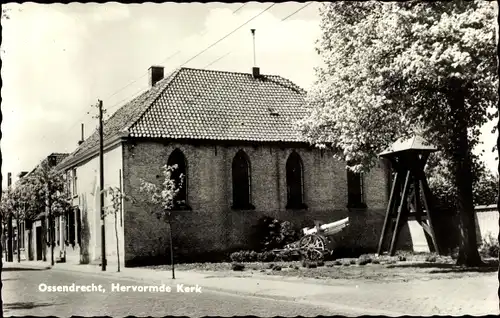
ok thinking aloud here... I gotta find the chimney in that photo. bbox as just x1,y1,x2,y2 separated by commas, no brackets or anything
250,29,260,78
48,155,57,167
7,172,11,188
149,66,165,87
78,123,84,146
252,67,260,78
18,171,28,179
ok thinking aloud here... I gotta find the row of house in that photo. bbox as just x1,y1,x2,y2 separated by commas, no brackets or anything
15,66,395,267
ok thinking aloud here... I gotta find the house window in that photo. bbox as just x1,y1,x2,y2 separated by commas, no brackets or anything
286,151,306,209
347,168,366,208
232,150,254,210
167,149,188,209
72,169,78,196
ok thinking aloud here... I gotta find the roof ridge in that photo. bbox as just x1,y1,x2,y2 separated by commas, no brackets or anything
179,67,307,95
123,68,183,134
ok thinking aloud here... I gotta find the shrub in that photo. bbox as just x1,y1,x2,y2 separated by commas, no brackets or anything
275,249,300,262
479,234,499,258
357,254,373,265
261,251,277,262
251,216,301,251
230,251,242,263
230,250,295,263
232,263,245,271
425,254,437,263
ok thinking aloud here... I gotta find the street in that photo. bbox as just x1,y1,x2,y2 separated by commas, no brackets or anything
3,266,345,317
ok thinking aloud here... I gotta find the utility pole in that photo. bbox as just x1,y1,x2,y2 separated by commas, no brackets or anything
98,100,106,271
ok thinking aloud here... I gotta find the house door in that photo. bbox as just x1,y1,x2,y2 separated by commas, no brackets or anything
35,226,43,261
28,229,33,260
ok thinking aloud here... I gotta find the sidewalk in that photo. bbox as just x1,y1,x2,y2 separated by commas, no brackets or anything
4,260,498,316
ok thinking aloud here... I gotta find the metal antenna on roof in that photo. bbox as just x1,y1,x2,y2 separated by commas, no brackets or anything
251,29,256,67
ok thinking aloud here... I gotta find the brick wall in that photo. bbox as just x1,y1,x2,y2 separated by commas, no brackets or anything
122,140,395,265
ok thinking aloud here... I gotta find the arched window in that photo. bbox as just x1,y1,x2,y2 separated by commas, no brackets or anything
286,151,306,209
347,168,366,208
232,150,254,209
167,148,188,209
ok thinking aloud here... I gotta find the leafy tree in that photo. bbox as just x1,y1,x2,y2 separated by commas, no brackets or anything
0,181,35,263
427,152,498,209
299,1,497,266
27,161,72,266
140,165,183,279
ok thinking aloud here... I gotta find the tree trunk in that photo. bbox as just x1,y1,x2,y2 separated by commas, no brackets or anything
7,215,12,262
168,218,175,279
16,217,20,263
115,212,120,272
50,214,54,266
0,207,3,317
496,0,500,307
449,86,483,267
42,216,47,262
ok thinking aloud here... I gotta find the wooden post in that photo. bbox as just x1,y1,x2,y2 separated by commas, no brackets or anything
419,174,441,255
377,172,401,255
389,170,411,256
98,100,106,271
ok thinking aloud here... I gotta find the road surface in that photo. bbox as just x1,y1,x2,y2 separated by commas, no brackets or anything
3,266,347,317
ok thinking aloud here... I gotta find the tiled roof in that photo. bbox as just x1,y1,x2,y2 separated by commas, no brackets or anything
57,67,308,170
26,153,70,177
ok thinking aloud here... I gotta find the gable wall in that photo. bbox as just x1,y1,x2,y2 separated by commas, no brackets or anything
53,144,125,267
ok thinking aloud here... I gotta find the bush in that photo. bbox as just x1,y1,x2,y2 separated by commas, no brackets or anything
425,254,437,263
479,234,499,258
357,254,373,265
257,251,276,262
230,249,296,263
232,263,245,271
251,216,301,251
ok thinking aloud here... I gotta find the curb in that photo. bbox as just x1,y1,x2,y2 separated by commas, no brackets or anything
4,262,404,316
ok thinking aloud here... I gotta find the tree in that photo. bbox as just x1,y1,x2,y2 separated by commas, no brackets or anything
299,1,497,266
102,186,132,272
0,180,37,263
427,152,498,209
28,161,71,266
0,191,12,262
139,165,183,279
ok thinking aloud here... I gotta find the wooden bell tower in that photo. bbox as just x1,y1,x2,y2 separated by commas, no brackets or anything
377,135,441,256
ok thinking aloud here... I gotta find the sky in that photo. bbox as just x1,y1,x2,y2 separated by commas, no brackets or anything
1,2,498,188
